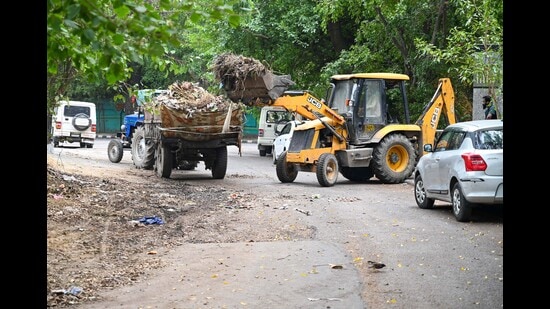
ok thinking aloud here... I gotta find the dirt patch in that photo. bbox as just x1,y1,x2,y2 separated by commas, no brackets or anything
46,159,315,307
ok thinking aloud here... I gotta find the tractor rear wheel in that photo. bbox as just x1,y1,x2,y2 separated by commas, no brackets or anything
132,126,155,170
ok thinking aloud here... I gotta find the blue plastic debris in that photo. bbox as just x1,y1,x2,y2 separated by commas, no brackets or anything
138,216,165,225
67,286,82,296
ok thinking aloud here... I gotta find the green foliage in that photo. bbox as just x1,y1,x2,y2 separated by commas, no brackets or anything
50,0,503,133
415,0,503,115
47,0,241,115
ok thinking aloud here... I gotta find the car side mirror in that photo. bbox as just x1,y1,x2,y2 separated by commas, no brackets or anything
423,144,433,153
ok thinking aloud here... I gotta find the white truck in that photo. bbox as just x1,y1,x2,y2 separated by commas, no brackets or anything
256,106,297,157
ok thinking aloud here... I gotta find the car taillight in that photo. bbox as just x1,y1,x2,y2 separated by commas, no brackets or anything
55,122,62,129
258,129,264,137
462,152,487,171
91,124,97,132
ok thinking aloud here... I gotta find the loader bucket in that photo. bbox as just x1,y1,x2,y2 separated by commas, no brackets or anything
224,72,295,104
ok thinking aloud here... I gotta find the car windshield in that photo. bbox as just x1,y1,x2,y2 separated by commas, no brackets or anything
280,123,293,135
474,128,503,150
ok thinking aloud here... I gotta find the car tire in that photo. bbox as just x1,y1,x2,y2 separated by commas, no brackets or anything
259,149,267,156
414,174,435,209
452,182,473,222
108,139,124,163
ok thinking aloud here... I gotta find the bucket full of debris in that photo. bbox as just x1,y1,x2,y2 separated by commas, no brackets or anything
212,53,295,104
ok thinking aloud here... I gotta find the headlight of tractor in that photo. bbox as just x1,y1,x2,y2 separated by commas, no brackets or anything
120,124,126,131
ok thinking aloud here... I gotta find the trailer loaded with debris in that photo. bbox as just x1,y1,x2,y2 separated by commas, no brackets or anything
140,81,245,179
111,53,294,180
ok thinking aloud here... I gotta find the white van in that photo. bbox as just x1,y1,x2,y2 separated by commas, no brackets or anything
257,106,299,156
51,101,97,148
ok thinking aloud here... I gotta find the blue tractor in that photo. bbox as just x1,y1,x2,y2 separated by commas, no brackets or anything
107,89,166,168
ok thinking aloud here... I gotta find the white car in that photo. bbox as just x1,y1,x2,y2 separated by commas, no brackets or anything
272,120,303,164
413,119,503,222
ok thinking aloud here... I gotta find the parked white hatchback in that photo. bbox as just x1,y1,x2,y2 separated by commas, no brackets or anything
413,119,503,222
272,120,303,164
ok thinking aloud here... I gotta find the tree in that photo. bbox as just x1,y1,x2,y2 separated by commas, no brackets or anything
415,0,503,117
47,0,241,115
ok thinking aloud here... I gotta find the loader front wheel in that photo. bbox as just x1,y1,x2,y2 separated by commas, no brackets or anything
316,153,339,187
372,134,416,184
276,151,298,183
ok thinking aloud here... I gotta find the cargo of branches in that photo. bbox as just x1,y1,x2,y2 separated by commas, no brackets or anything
216,53,456,187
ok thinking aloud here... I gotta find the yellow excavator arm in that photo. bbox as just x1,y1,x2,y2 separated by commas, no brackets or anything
415,78,457,155
270,90,346,125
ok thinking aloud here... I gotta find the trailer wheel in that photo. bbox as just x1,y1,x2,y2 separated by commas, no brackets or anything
211,147,228,179
372,134,416,184
155,142,172,178
340,166,374,182
276,151,298,183
316,153,339,187
132,126,155,170
107,139,124,163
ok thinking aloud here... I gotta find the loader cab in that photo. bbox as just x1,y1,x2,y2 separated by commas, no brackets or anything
326,73,410,144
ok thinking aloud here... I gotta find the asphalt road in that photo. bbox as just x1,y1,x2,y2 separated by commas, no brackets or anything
51,138,504,309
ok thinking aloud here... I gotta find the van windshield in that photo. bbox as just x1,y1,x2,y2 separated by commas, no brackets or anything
64,105,91,117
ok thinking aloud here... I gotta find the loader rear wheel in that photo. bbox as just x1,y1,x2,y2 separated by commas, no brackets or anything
340,166,374,182
276,151,298,183
132,126,155,170
316,153,339,187
211,146,228,179
372,134,416,184
155,142,172,178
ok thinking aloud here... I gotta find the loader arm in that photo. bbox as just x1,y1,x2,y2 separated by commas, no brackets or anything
415,78,457,155
271,91,346,126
